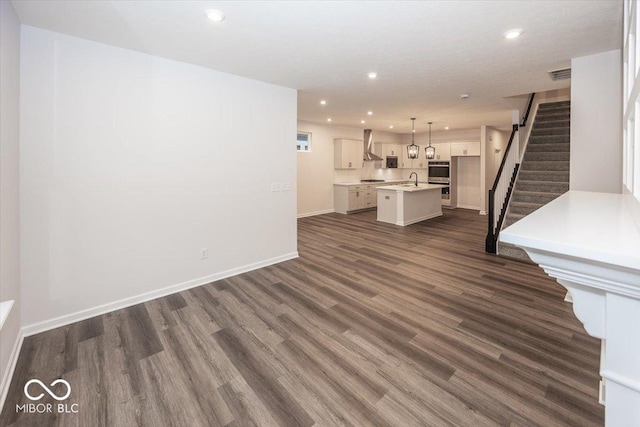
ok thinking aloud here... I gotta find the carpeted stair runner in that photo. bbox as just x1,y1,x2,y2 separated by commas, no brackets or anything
499,101,570,262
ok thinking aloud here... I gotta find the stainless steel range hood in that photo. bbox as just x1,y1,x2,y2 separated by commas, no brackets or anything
363,129,383,161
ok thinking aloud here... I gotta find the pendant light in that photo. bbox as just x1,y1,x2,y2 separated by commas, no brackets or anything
425,121,436,160
406,118,420,159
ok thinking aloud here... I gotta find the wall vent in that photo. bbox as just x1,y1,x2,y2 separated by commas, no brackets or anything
548,68,571,81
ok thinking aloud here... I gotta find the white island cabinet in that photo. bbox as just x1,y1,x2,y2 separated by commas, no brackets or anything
376,184,446,226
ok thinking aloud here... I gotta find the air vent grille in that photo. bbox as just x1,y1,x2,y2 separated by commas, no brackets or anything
548,68,571,81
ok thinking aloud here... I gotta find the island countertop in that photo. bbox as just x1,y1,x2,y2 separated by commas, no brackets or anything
377,183,447,192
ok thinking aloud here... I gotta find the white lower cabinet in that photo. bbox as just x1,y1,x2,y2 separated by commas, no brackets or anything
334,184,378,213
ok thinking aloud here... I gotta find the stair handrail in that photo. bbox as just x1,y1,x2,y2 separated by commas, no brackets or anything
520,93,535,127
486,93,535,253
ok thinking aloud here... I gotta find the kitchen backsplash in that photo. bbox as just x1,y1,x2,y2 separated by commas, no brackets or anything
334,161,423,182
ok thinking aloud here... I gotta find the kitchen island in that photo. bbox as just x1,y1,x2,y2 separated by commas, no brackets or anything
376,183,446,226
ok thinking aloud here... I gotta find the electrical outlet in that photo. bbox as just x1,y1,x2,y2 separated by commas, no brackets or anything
281,182,291,191
271,182,280,192
201,248,208,260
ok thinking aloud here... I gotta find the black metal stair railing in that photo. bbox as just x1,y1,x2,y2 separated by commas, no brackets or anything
485,93,535,254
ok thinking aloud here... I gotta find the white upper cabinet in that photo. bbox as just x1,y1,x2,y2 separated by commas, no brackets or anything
451,142,480,157
430,143,451,161
334,139,363,169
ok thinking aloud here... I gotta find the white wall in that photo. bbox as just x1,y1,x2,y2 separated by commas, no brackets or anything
296,120,403,217
0,0,22,407
20,27,297,331
482,126,510,212
456,157,482,210
571,50,622,193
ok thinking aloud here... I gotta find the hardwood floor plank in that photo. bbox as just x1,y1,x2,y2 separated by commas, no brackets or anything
213,327,315,427
1,209,603,426
77,316,105,342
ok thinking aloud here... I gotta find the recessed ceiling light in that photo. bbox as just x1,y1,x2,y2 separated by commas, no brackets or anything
460,93,470,100
320,100,327,105
389,125,394,129
444,126,450,130
367,72,377,79
360,120,366,124
326,118,332,122
205,9,226,22
367,111,373,115
503,29,522,39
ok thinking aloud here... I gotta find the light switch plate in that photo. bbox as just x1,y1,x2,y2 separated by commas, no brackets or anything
281,182,291,191
271,183,280,192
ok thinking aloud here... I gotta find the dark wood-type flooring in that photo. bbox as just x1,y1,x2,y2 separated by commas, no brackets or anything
1,209,604,426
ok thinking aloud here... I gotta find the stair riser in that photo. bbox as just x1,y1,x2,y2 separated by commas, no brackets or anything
509,204,541,216
533,120,570,129
518,171,569,182
526,143,570,152
512,192,561,204
534,112,570,121
538,101,570,110
515,181,569,193
523,151,570,161
530,129,570,137
521,161,570,171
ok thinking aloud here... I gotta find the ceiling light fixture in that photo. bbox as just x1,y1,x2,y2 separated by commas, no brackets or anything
204,9,226,22
367,72,377,79
389,125,394,129
326,118,332,122
425,122,435,160
320,100,327,105
367,111,373,115
460,93,470,100
503,29,522,39
444,126,450,130
406,118,420,160
361,120,366,124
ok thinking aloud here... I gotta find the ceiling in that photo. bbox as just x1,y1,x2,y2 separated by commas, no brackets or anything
11,0,622,133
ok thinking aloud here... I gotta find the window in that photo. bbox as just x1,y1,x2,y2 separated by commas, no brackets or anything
297,132,311,152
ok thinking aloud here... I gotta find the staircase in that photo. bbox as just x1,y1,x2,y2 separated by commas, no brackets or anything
499,101,570,261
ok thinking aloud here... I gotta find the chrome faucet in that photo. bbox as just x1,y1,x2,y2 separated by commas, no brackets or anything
409,172,418,187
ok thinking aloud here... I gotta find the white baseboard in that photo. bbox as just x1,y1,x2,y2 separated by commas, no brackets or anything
297,209,334,218
22,251,299,337
456,204,481,211
0,329,24,413
479,210,487,216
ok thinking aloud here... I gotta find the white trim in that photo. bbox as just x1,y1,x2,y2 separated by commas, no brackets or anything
478,210,487,215
601,369,640,394
456,204,480,211
0,329,24,412
22,252,299,337
297,209,334,218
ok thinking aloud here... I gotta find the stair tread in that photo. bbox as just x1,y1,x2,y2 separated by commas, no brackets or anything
510,201,544,207
517,179,569,184
513,190,564,196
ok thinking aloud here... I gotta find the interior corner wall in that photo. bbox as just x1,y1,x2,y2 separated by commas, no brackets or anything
570,50,622,193
0,0,22,406
296,120,402,217
19,26,297,330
